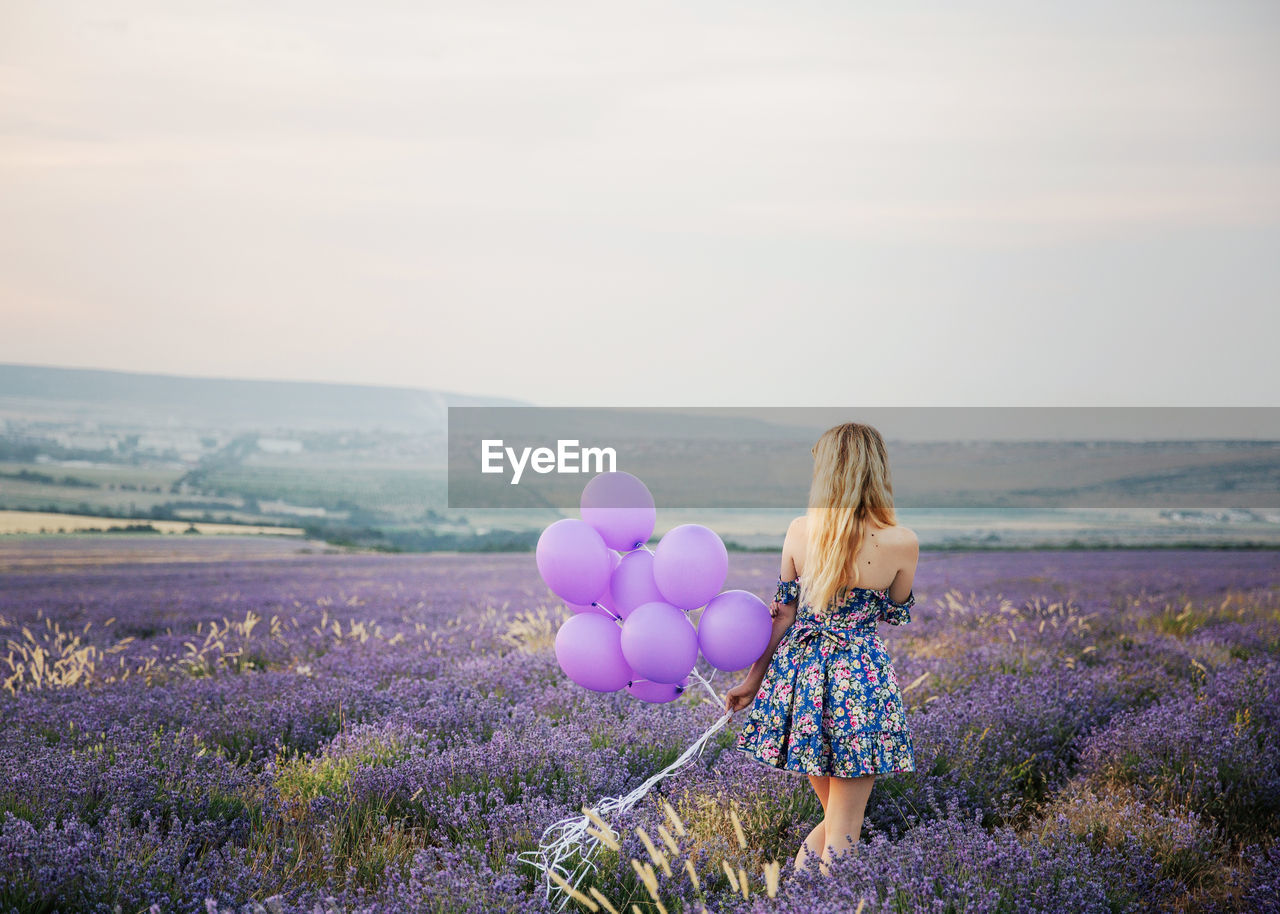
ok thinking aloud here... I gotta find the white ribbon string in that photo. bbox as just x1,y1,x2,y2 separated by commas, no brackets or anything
517,668,736,909
591,599,624,623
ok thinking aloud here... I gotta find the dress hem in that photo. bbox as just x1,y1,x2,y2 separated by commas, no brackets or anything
733,743,916,779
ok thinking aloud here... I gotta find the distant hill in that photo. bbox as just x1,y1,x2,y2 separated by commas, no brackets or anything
0,363,526,432
1,363,1278,548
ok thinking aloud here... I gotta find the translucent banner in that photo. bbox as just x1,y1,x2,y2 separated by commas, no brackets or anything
447,407,1280,510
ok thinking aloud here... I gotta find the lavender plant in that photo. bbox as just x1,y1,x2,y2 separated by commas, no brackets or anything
0,543,1275,913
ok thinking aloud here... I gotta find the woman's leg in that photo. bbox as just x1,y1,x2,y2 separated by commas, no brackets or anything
820,774,875,875
796,775,830,871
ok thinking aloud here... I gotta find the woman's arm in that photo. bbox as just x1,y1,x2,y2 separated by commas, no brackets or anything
739,602,797,689
878,527,920,625
724,517,804,713
743,516,805,681
886,527,919,606
725,601,796,712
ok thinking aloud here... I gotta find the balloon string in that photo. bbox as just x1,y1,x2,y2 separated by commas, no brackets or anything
591,599,624,623
687,667,726,706
516,696,737,910
628,669,717,698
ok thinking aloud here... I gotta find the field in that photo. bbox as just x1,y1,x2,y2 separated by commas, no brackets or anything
1,541,1278,913
0,511,305,537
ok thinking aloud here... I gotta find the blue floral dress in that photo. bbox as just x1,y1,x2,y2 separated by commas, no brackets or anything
735,577,917,778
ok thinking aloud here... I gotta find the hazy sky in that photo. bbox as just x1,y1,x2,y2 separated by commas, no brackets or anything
2,1,1278,406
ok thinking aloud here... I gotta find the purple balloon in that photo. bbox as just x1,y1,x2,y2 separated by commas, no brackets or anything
536,519,613,606
596,551,624,614
568,551,623,618
620,601,699,684
610,550,666,618
570,547,624,619
652,524,728,610
626,675,688,704
697,589,772,671
580,471,657,552
555,613,630,692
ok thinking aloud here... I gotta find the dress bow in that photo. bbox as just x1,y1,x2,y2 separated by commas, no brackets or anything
788,619,871,653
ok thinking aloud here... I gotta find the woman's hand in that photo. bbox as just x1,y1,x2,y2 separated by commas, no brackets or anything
724,679,760,714
769,600,784,619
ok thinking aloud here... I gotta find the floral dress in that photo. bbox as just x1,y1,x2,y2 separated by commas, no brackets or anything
735,577,917,778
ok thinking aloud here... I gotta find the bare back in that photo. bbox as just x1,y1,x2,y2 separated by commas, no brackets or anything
781,515,918,606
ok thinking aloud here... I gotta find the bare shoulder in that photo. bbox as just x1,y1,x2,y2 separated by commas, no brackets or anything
783,515,808,555
872,522,918,550
780,514,809,579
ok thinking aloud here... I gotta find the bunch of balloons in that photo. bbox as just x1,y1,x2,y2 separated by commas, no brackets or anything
536,471,773,704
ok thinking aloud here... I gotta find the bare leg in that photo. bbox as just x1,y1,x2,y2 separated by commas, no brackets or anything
796,775,830,871
820,774,875,875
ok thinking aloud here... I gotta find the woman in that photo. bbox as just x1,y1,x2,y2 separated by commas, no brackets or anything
725,422,919,876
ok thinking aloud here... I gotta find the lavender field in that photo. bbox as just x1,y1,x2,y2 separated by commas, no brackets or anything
2,539,1278,914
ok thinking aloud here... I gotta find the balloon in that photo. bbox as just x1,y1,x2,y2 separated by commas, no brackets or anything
580,471,657,552
610,550,667,618
554,613,631,692
620,601,699,684
697,589,772,671
652,524,729,610
536,519,613,606
626,675,688,704
568,551,623,617
594,550,623,615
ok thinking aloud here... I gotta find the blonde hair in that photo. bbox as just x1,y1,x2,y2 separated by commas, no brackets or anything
802,422,897,614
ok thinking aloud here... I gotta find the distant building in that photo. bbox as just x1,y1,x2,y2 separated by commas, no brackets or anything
138,433,204,453
257,499,327,517
51,432,117,451
257,438,303,454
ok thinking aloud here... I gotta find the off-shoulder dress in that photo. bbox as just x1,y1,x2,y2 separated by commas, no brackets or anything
735,577,917,777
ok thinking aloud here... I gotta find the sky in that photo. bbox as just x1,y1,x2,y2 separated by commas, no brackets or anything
1,0,1278,407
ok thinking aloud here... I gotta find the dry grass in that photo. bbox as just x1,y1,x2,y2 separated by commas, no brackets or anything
1033,781,1223,905
1134,591,1280,640
501,603,572,655
552,797,783,912
1,614,144,694
1,606,401,695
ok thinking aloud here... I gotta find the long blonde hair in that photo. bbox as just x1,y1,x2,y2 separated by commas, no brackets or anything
802,422,897,614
